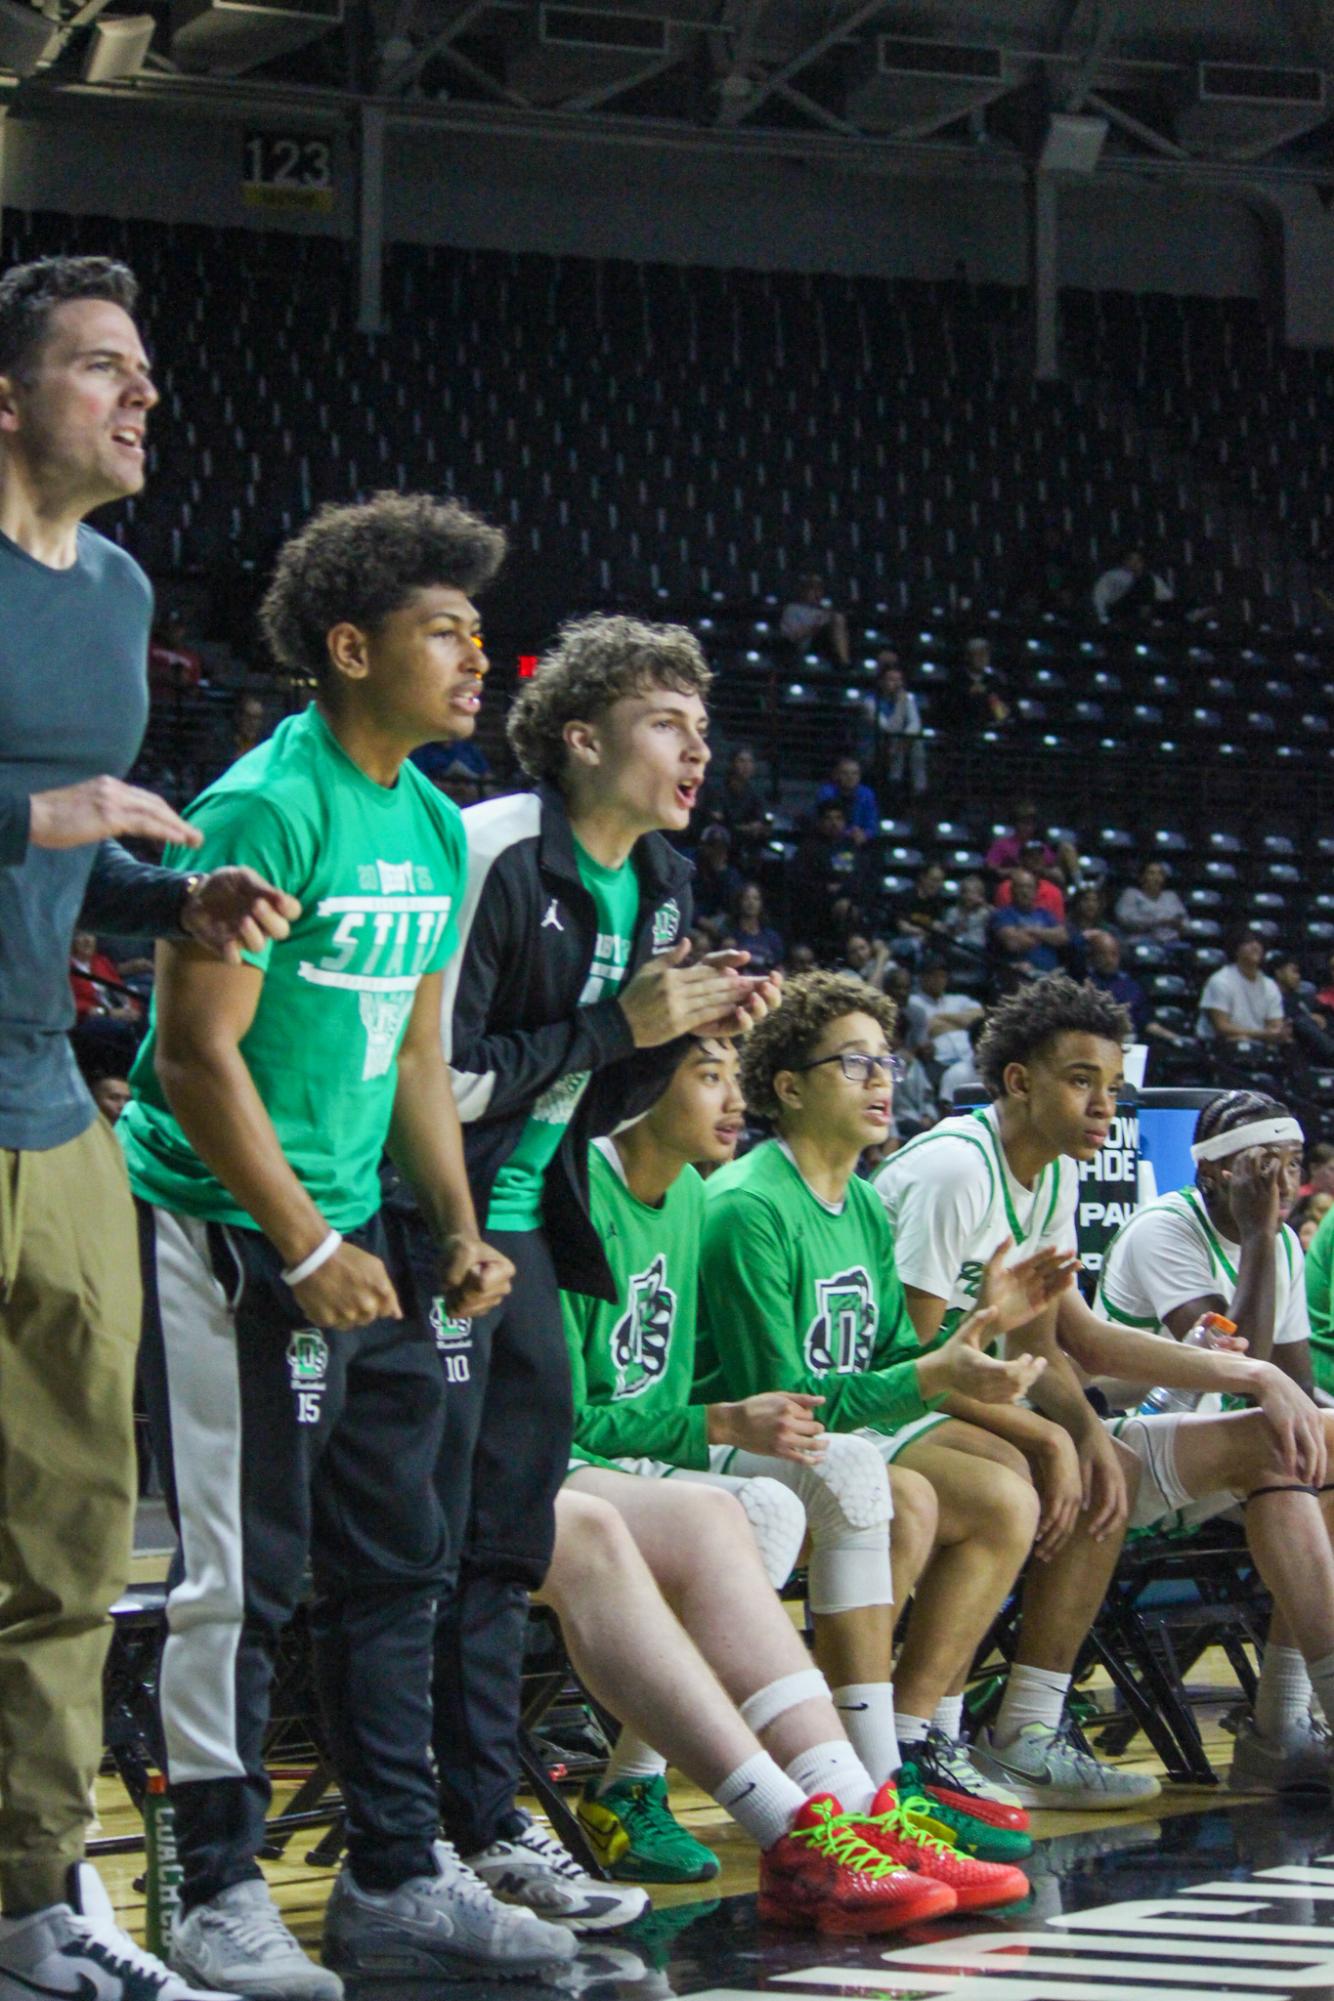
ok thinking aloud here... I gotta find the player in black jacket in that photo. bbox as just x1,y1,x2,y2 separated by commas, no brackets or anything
398,614,778,1927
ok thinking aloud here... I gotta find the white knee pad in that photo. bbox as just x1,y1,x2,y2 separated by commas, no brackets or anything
736,1475,808,1590
796,1435,894,1617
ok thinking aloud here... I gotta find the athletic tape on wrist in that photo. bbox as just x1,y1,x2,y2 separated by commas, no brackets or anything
1190,1116,1303,1164
739,1667,830,1737
282,1229,343,1288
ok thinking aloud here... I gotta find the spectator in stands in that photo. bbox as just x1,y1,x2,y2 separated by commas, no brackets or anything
1064,885,1112,975
68,929,146,1025
889,1016,936,1141
996,845,1067,924
1317,951,1334,1017
893,861,951,950
729,882,785,979
1198,930,1291,1047
700,744,768,860
780,573,850,669
1116,859,1187,944
790,803,866,952
692,824,745,924
939,1014,986,1107
861,654,926,798
1092,548,1173,624
90,1073,131,1126
208,689,269,777
987,868,1067,979
1289,1193,1333,1255
1085,931,1149,1038
147,606,204,695
1271,952,1334,1067
882,963,931,1055
948,635,1010,735
1302,1142,1334,1200
943,872,991,956
985,802,1054,880
788,942,818,975
915,954,982,1065
816,754,878,847
841,932,891,993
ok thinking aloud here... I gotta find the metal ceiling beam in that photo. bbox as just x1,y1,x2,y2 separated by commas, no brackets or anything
560,49,684,114
380,0,495,97
1063,0,1118,111
716,0,890,127
1224,106,1334,163
1083,85,1187,159
771,76,857,136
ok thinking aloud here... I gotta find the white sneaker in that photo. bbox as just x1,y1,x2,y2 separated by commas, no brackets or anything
322,1840,577,1979
1229,1712,1334,1794
0,1864,236,2001
171,1880,341,2001
971,1720,1162,1810
467,1818,648,1932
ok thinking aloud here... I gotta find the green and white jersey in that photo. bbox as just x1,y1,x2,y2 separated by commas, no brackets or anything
1305,1203,1334,1395
1095,1185,1308,1413
873,1103,1079,1351
487,840,639,1232
120,704,464,1232
561,1139,710,1471
695,1139,937,1435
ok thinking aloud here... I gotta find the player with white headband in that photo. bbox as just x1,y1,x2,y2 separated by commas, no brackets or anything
1096,1088,1334,1794
876,978,1326,1808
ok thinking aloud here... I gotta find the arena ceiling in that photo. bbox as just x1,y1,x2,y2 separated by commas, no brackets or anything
6,0,1334,181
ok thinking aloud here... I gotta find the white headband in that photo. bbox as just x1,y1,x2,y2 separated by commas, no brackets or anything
1191,1116,1304,1165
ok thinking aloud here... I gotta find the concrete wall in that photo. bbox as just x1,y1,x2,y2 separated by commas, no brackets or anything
0,96,1276,300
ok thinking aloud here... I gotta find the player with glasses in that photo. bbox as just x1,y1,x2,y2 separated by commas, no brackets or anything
696,972,1074,1859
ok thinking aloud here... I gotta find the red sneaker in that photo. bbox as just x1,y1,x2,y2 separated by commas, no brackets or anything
858,1784,1030,1913
758,1794,957,1935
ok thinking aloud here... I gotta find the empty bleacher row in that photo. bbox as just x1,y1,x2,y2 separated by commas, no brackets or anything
0,210,1306,628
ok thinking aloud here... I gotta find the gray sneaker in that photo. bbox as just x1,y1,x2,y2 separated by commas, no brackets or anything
467,1817,649,1931
0,1865,238,2001
322,1840,577,1979
1229,1712,1334,1794
971,1720,1162,1810
171,1880,342,2001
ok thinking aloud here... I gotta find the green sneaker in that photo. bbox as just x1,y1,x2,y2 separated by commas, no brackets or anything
896,1731,1034,1862
577,1775,720,1884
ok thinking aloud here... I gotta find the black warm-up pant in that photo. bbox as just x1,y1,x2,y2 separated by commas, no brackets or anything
391,1216,575,1856
138,1202,449,1907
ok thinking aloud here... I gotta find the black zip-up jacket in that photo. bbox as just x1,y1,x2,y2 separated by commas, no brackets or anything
442,780,693,1300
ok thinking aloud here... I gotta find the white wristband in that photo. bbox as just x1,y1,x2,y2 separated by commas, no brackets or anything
282,1230,343,1288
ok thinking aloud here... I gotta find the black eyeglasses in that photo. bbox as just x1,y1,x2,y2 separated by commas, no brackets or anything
795,1052,907,1085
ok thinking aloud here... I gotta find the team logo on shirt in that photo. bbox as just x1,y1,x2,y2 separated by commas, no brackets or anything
429,1296,473,1385
301,858,456,1080
610,1254,675,1399
287,1329,329,1426
957,1258,985,1301
652,900,681,953
803,1268,876,1374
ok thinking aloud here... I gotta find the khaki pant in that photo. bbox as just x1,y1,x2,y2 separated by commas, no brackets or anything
0,1116,140,1913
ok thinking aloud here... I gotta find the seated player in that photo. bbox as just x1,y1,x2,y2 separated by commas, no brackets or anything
1096,1089,1334,1792
564,1037,901,1881
695,973,1076,1853
537,1479,1033,1934
875,976,1325,1807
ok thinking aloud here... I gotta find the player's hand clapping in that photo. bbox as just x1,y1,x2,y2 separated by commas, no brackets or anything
978,1235,1080,1335
618,941,755,1047
916,1306,1047,1406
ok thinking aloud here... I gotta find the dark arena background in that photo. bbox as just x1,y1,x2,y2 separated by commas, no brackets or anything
15,0,1334,1997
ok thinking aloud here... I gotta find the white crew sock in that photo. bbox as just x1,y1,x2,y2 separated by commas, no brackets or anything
1254,1645,1315,1747
784,1739,877,1816
1302,1649,1334,1743
993,1664,1072,1749
599,1730,668,1792
895,1711,932,1748
933,1694,965,1740
714,1752,808,1852
832,1683,901,1781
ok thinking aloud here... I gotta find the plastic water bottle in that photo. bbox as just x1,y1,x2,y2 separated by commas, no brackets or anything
144,1772,183,1957
1137,1312,1237,1417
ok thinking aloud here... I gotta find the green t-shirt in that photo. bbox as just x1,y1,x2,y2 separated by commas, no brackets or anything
695,1139,937,1434
1306,1202,1334,1394
486,839,640,1232
562,1140,711,1471
120,704,465,1233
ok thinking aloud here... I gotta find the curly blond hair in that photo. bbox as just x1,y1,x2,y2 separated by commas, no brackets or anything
507,613,712,783
739,972,898,1123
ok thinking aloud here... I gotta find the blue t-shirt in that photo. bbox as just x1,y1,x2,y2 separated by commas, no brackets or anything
988,902,1063,973
0,525,153,1150
816,780,879,840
